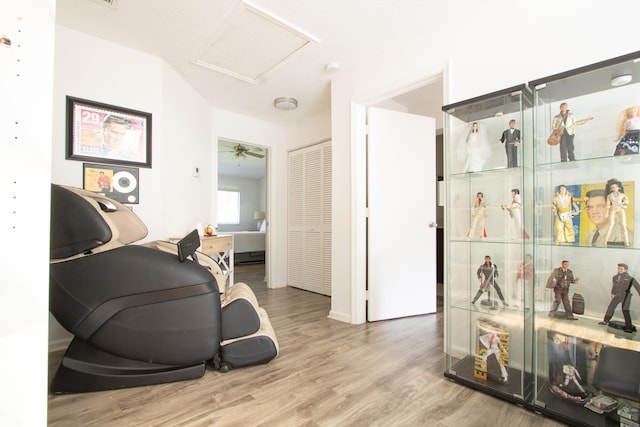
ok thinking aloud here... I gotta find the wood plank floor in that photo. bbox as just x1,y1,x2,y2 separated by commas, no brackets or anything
48,264,565,426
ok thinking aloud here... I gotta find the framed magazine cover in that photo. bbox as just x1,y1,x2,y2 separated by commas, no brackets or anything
66,96,152,168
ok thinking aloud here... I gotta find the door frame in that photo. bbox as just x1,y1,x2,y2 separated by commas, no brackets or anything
216,138,270,286
351,74,445,324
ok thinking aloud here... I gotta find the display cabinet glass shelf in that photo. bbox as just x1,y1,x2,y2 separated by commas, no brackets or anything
443,52,640,426
443,85,535,404
530,51,640,426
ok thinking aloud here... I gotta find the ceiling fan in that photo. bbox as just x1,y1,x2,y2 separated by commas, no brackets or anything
223,143,265,159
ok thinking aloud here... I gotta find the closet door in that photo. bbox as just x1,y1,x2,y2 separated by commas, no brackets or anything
288,141,332,295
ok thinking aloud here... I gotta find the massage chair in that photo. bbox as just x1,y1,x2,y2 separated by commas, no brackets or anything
49,184,278,393
592,345,640,403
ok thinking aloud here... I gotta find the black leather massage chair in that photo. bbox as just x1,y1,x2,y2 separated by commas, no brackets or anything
592,345,640,403
49,184,278,393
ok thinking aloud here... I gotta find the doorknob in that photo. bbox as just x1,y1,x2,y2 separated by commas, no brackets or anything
429,222,437,228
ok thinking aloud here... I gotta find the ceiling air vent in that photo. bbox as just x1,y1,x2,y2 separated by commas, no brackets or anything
193,0,319,84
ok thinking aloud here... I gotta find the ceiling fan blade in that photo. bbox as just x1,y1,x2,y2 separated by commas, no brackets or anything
245,151,265,158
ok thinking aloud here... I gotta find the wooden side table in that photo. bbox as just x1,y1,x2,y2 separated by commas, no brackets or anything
200,234,234,286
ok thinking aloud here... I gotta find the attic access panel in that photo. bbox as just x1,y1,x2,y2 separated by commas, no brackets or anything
442,85,530,123
193,1,318,84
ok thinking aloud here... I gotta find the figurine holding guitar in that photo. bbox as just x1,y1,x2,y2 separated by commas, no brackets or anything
547,127,563,146
552,185,581,243
550,102,593,161
559,207,587,222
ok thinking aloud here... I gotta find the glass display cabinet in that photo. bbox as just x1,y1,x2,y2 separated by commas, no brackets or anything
443,85,535,404
530,52,640,426
443,51,640,426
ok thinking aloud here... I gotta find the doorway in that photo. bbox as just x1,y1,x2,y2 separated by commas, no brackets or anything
217,138,269,284
366,76,445,318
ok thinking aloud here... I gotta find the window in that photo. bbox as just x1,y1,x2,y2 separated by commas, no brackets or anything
218,190,240,224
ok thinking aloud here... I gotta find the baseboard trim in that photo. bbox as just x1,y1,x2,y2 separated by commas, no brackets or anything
327,310,351,323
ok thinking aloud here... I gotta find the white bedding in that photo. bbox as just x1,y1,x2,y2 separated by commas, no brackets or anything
229,231,265,253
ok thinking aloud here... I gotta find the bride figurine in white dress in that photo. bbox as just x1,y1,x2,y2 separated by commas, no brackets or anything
457,122,491,172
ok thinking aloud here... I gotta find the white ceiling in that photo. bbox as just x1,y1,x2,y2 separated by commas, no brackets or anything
57,0,443,179
56,0,443,126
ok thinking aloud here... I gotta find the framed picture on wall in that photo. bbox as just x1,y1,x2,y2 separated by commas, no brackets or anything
83,162,140,204
66,96,152,168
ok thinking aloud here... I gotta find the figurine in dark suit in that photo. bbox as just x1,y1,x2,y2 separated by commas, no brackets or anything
599,263,640,332
472,256,508,307
547,260,580,320
497,119,521,168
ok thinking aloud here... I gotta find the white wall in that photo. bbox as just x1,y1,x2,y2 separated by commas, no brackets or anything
1,2,54,425
330,1,640,323
287,108,332,149
158,63,214,240
52,26,213,242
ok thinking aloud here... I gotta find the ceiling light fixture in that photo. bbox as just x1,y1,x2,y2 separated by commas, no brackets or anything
611,74,632,87
274,97,298,110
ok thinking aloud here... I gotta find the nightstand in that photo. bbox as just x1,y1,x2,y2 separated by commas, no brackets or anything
200,234,234,286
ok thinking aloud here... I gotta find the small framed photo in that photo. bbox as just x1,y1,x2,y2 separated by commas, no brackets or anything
83,163,140,204
66,96,152,168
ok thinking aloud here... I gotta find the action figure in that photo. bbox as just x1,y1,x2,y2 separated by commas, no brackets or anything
457,122,490,172
604,178,631,247
471,256,508,307
514,254,534,305
583,189,633,247
551,102,593,162
501,189,530,240
547,260,580,320
561,364,586,395
598,263,640,332
466,192,488,238
551,185,580,243
548,333,588,402
614,106,640,155
475,332,509,384
497,119,521,168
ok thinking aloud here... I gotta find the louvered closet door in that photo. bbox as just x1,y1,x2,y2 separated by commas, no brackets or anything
288,141,332,295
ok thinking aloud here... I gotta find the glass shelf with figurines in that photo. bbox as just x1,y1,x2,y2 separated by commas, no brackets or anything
445,84,532,175
530,51,640,426
448,170,531,244
443,51,640,426
443,84,535,405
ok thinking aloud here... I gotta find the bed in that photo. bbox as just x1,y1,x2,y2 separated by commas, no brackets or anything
229,231,265,264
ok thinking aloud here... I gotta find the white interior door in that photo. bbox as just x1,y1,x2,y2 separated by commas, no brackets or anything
367,107,437,321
